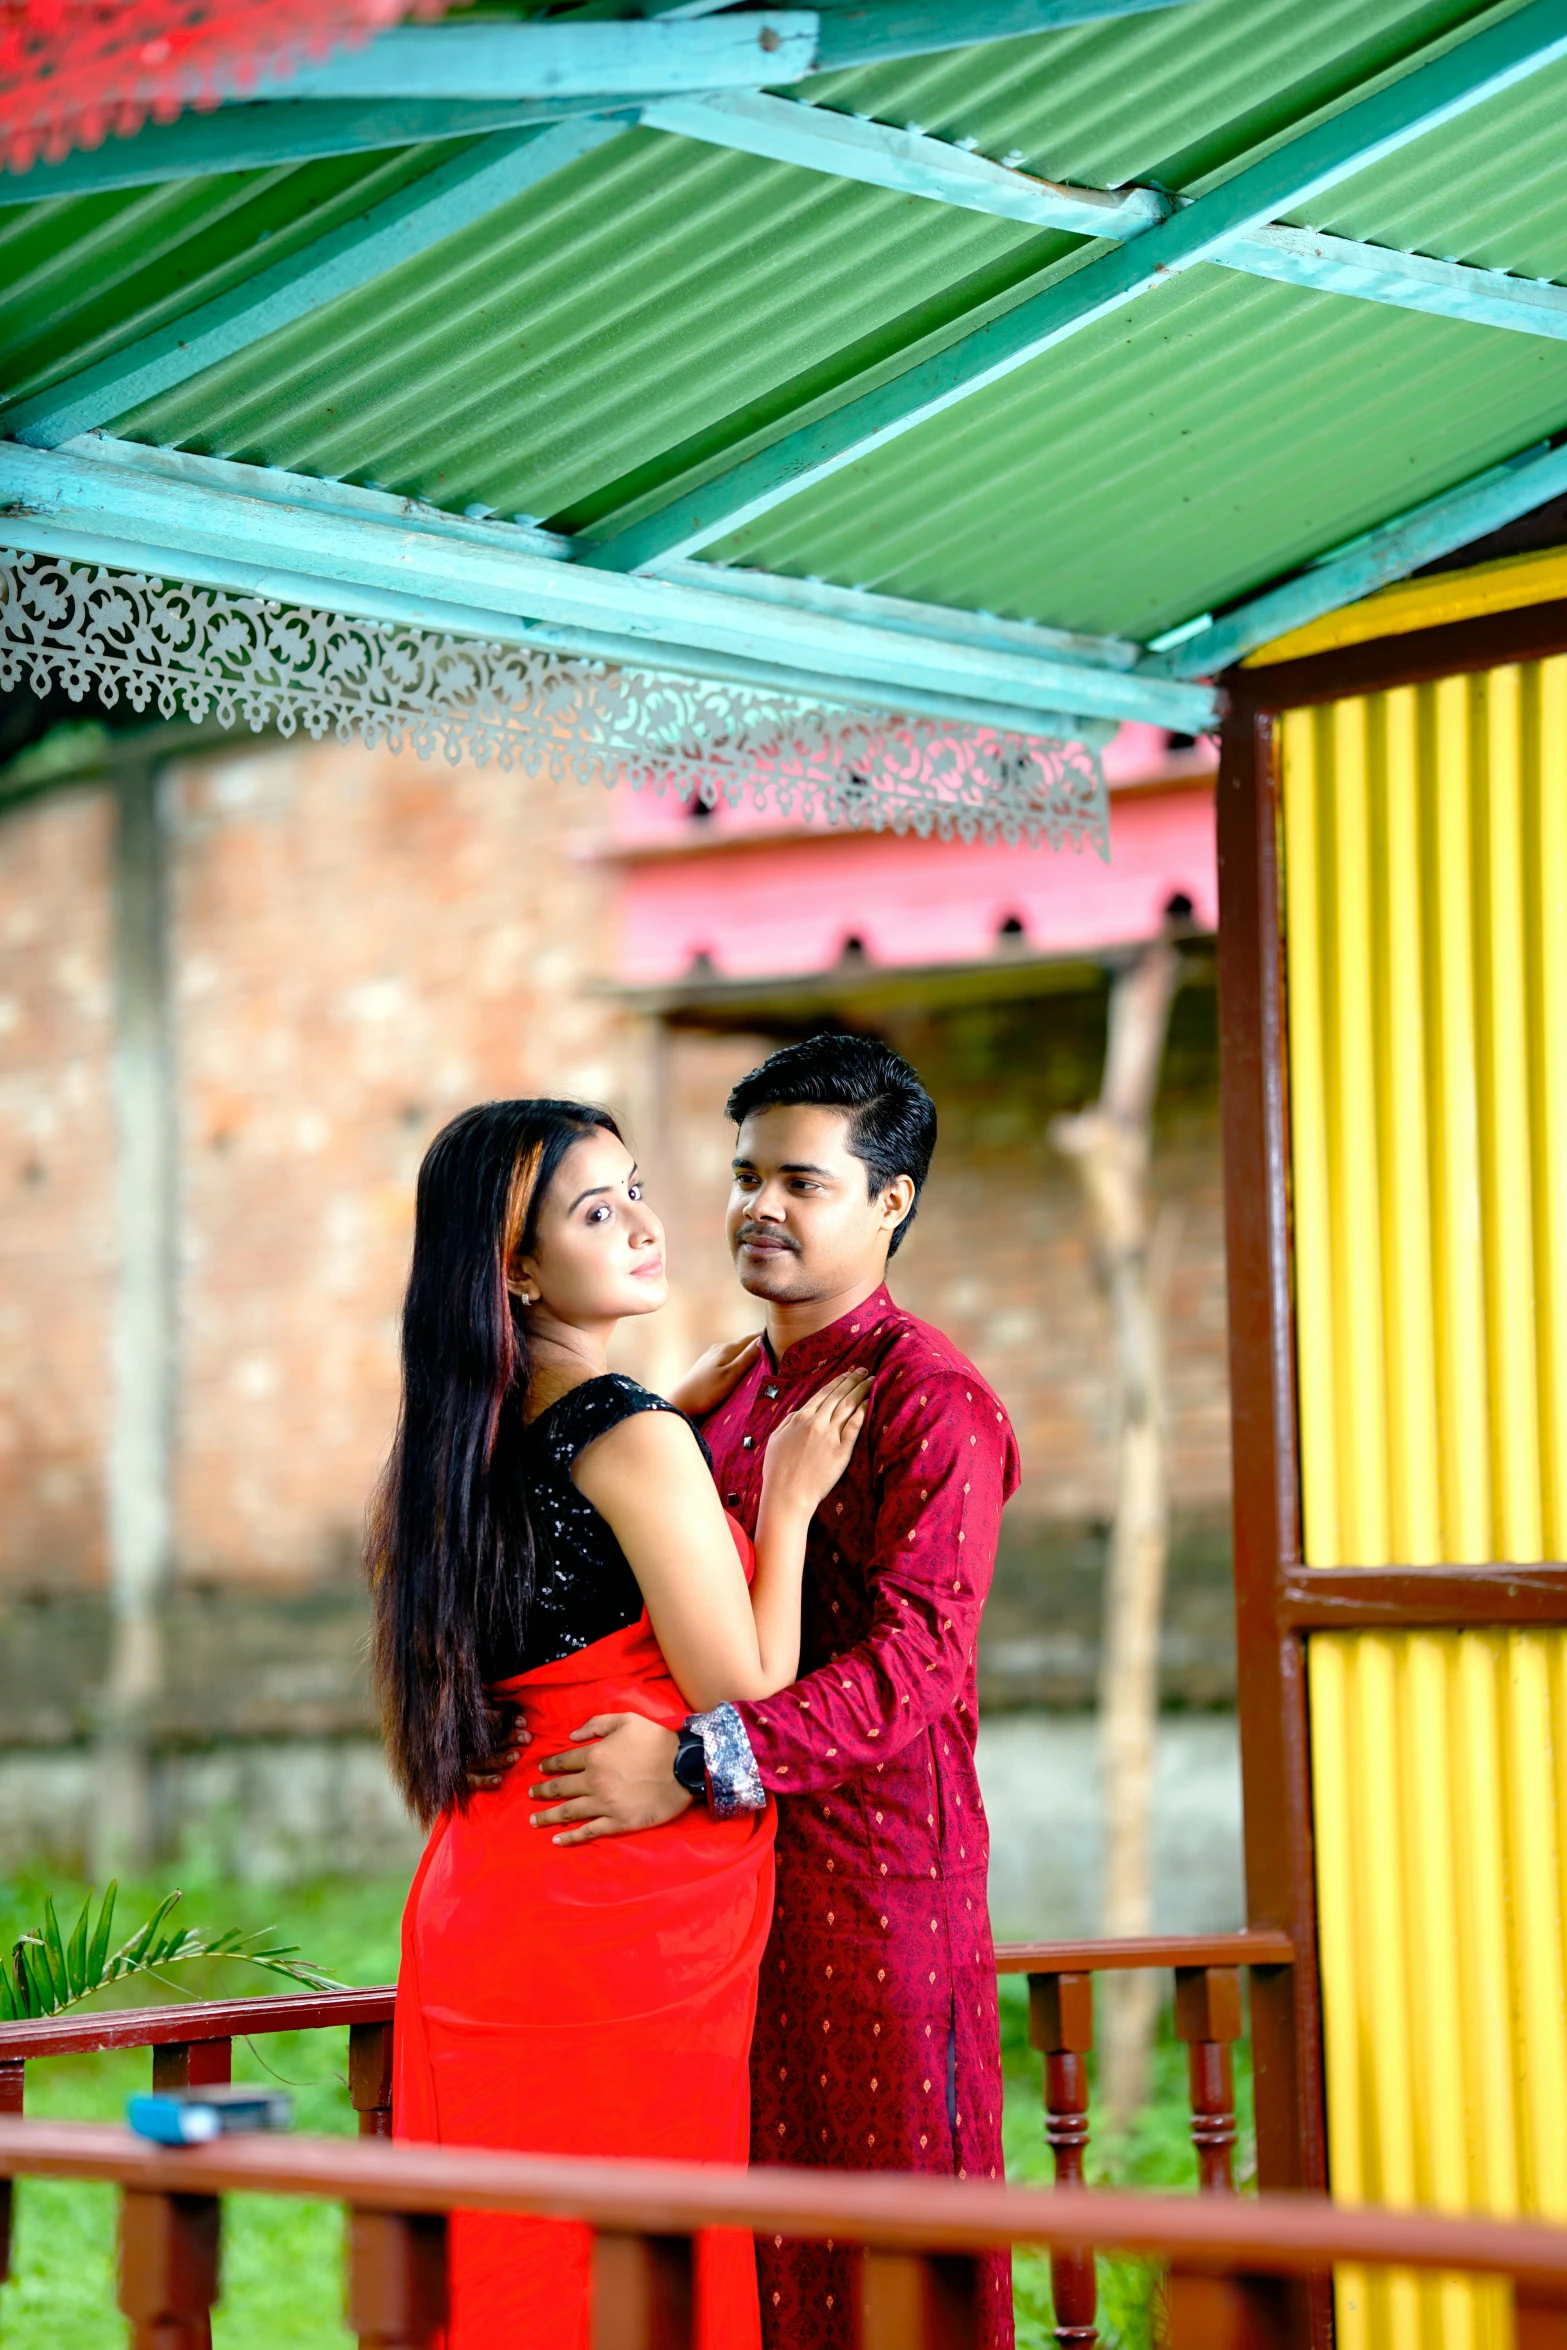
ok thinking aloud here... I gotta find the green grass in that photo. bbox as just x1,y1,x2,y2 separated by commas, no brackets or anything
0,1871,407,2350
0,1875,1250,2349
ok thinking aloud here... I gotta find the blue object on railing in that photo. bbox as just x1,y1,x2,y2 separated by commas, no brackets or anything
127,2088,292,2146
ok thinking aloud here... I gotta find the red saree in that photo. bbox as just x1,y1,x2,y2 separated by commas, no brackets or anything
394,1538,775,2350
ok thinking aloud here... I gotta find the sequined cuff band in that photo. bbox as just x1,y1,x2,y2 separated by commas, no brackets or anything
685,1703,766,1818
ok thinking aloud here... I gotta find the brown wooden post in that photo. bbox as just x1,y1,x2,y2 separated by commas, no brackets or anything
1,2175,12,2289
593,2232,695,2350
0,2060,22,2116
1174,1965,1243,2193
152,2041,232,2093
1167,2271,1291,2350
1028,1971,1097,2350
347,2209,447,2350
859,2250,979,2350
118,2186,221,2350
1515,2285,1567,2350
1216,706,1330,2350
1215,707,1326,2208
350,2019,396,2139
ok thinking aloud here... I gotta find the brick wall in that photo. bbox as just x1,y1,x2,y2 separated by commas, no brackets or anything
0,735,1229,1624
0,784,114,1588
168,736,643,1585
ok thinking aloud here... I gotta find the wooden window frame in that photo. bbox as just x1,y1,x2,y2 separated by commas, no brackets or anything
1216,611,1567,2346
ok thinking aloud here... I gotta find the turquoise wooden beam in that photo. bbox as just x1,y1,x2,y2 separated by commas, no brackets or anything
582,0,1567,573
810,0,1198,71
643,92,1567,342
641,91,1171,237
1147,439,1567,680
246,4,1196,102
663,557,1147,680
0,99,602,206
0,436,1219,734
247,15,820,100
1216,223,1567,341
0,0,1202,202
2,118,631,450
15,81,1563,374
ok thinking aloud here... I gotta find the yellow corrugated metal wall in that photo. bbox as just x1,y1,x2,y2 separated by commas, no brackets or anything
1280,665,1567,2350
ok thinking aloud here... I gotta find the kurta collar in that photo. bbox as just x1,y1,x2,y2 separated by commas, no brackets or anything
764,1284,896,1382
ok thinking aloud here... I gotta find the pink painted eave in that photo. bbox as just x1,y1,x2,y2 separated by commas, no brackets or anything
616,779,1217,989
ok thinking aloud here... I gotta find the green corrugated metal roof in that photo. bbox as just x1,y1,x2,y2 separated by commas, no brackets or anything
120,129,1059,523
4,0,1567,653
715,270,1567,640
0,146,456,404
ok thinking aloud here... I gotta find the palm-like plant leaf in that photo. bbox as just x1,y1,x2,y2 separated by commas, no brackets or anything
0,1886,343,2021
85,1883,117,1985
64,1890,93,2000
40,1896,70,2005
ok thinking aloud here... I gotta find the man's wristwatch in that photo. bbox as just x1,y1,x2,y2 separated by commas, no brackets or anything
672,1726,709,1804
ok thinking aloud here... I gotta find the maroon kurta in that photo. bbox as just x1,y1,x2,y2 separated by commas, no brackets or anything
699,1284,1019,2350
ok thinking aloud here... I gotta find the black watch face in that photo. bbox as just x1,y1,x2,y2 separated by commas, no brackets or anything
674,1736,705,1795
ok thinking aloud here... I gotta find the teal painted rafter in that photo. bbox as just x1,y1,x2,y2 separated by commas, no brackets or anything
643,91,1567,342
0,3,1202,206
1147,438,1567,680
14,80,1566,371
2,118,631,450
809,0,1198,72
247,15,819,100
246,3,1197,102
640,91,1171,237
1217,224,1567,341
582,0,1567,574
0,437,1218,736
0,99,599,207
16,82,1562,370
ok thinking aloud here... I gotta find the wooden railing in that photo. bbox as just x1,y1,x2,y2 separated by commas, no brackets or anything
0,1931,1295,2347
5,2119,1567,2350
0,1987,397,2135
996,1929,1295,2345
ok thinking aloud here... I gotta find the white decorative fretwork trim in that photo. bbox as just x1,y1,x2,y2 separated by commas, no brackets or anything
0,554,1109,853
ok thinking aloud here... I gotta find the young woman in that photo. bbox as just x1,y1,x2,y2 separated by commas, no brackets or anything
369,1099,867,2350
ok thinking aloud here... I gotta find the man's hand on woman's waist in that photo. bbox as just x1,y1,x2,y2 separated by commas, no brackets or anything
464,1688,531,1795
528,1712,690,1844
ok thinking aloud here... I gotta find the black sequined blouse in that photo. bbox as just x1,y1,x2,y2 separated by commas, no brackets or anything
479,1373,699,1683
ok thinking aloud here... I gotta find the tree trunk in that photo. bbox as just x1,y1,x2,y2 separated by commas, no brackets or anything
1051,937,1182,2136
96,756,176,1876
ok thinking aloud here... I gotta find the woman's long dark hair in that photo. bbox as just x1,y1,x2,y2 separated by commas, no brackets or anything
368,1098,622,1823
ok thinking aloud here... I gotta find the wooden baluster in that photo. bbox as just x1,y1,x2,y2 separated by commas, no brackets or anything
152,2040,233,2093
118,2187,221,2350
347,2210,447,2350
1166,2271,1290,2350
1174,1966,1242,2194
350,2019,396,2139
859,2250,979,2350
2,2058,22,2296
1028,1970,1097,2350
593,2231,695,2350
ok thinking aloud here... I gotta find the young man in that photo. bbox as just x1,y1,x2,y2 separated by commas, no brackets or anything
528,1036,1019,2350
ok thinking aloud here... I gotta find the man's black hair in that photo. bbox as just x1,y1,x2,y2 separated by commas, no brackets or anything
726,1034,936,1258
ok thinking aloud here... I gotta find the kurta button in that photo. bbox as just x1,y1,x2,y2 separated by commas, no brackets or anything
742,1436,755,1450
726,1492,740,1507
764,1384,779,1399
